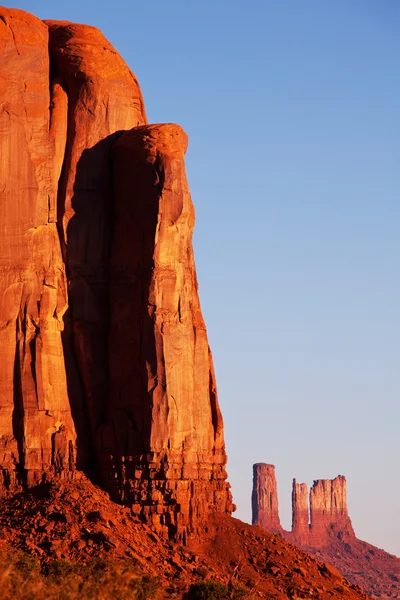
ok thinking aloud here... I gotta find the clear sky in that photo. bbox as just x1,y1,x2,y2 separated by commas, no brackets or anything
16,0,400,555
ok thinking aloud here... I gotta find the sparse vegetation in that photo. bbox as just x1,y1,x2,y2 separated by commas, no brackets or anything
184,580,248,600
0,547,161,600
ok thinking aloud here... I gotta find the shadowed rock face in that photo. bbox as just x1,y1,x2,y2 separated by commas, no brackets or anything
0,7,232,539
45,18,147,450
102,124,233,538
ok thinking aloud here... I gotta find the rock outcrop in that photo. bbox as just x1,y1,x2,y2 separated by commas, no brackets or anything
309,476,354,543
292,479,309,541
252,463,282,534
0,7,232,539
103,123,233,538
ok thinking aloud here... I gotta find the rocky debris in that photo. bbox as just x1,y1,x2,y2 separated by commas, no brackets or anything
0,479,370,599
307,536,400,599
0,7,232,540
252,463,283,534
252,464,400,598
193,516,369,600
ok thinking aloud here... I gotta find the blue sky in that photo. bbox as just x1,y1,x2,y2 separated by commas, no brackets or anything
18,1,400,555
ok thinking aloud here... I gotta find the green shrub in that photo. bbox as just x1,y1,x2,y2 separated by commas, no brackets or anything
184,580,248,600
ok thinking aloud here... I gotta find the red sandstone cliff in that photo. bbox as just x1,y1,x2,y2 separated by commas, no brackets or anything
104,124,233,537
0,8,78,487
0,7,232,539
45,20,147,449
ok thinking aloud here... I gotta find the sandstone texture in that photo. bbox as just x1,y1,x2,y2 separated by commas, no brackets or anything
309,475,354,543
0,7,78,488
292,479,309,541
0,7,231,539
103,123,233,537
252,463,282,534
253,464,400,598
45,20,147,449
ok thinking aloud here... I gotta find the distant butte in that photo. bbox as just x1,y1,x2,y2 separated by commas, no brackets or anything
252,463,400,598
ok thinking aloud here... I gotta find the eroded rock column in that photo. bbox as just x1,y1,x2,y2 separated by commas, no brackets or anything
309,476,354,543
292,479,309,540
99,124,233,539
252,463,282,534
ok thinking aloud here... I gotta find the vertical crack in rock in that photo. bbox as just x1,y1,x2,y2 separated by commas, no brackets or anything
45,19,148,459
12,318,24,486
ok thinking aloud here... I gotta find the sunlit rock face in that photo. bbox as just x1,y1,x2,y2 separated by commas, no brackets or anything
292,479,309,542
308,475,354,544
252,463,283,534
0,8,78,488
0,7,232,539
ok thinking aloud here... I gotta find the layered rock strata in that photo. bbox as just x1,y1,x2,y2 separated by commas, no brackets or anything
252,463,282,534
0,7,232,538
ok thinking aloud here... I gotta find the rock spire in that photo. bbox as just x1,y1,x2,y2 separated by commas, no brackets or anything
292,479,309,540
252,463,282,534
